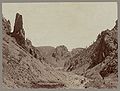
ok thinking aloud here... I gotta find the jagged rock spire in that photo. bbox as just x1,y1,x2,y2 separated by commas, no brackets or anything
13,13,23,32
12,13,25,48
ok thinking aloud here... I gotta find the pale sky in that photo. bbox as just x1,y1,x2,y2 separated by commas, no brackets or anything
2,2,117,51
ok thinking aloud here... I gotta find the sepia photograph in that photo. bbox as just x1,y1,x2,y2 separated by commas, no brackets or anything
2,2,118,89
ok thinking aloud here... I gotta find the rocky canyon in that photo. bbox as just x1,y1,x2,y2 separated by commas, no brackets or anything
2,13,118,89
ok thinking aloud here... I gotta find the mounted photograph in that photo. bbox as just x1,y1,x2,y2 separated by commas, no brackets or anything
2,2,118,89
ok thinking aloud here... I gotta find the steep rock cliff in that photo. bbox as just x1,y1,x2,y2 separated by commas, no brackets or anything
64,20,118,88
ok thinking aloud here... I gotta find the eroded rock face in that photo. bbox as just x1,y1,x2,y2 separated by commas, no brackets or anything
25,38,42,60
25,38,33,53
54,45,70,61
36,45,71,67
65,20,118,79
71,48,85,57
11,13,25,48
55,45,68,57
2,17,11,35
114,20,118,30
99,20,118,78
89,28,117,69
54,45,71,66
64,20,118,88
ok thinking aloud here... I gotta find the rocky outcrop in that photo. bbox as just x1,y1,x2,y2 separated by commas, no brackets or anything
7,13,42,61
25,38,42,60
54,45,71,67
2,16,11,35
99,21,118,78
37,45,71,67
55,45,69,57
11,13,25,48
91,20,118,77
89,20,118,69
64,20,118,88
65,20,118,71
54,45,71,62
71,48,84,57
